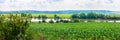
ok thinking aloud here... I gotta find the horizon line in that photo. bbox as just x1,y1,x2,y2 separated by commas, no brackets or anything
0,9,117,11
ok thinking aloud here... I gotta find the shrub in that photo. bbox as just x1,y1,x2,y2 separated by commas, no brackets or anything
56,21,60,23
63,20,69,23
72,19,79,23
42,20,46,23
39,21,42,23
49,20,54,23
0,14,31,40
60,20,64,22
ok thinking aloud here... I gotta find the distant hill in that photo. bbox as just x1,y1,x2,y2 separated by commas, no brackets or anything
0,10,116,14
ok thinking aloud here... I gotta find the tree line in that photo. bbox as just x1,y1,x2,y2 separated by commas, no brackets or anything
71,12,120,20
22,12,120,20
20,12,120,23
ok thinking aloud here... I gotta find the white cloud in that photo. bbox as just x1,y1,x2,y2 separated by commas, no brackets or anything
0,0,120,11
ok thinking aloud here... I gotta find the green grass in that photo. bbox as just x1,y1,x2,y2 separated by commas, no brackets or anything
32,14,72,18
106,14,120,17
28,22,120,40
1,14,72,18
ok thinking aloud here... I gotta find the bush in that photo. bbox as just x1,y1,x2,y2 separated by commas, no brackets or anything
39,21,42,23
42,20,46,23
49,20,54,23
60,20,64,22
56,21,60,23
63,20,69,23
0,14,31,40
72,19,79,23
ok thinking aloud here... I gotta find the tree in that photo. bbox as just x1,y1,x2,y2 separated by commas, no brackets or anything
71,14,79,19
87,12,97,19
54,14,60,20
28,14,33,18
21,13,27,17
41,15,47,23
38,15,41,19
97,14,105,19
41,15,47,20
79,13,86,19
71,14,79,22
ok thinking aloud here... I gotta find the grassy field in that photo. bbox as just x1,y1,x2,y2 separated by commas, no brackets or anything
32,14,72,18
106,14,120,17
28,22,120,40
1,14,72,18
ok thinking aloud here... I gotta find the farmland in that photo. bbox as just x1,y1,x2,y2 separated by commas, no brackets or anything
1,13,120,40
0,0,120,40
28,22,120,40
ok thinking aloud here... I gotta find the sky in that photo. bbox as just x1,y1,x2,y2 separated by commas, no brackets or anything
0,0,120,11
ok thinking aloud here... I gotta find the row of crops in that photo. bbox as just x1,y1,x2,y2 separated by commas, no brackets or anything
29,22,120,40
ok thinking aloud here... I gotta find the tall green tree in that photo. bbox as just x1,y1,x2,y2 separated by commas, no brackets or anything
54,14,60,20
97,14,105,19
21,13,27,17
71,14,79,19
87,12,97,19
38,15,41,19
79,13,86,19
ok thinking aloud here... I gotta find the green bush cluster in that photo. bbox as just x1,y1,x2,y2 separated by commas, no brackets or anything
0,14,31,40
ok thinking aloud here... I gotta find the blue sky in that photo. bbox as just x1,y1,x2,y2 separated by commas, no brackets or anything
0,0,119,11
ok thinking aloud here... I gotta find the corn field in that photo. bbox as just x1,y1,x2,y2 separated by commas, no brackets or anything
29,23,120,40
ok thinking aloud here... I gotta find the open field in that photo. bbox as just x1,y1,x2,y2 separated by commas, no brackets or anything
106,14,120,17
0,14,72,18
28,22,120,40
32,14,72,18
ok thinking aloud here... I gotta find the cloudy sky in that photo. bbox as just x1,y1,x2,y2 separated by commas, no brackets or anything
0,0,119,11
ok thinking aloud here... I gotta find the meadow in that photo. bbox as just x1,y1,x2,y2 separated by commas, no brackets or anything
1,14,72,18
32,14,72,18
28,22,120,40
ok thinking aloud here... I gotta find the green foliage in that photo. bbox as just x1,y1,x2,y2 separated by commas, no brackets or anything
30,22,120,40
49,20,54,23
72,19,80,23
21,13,27,17
0,14,31,40
28,14,33,18
73,12,120,20
41,15,47,20
97,14,106,19
54,14,60,20
86,12,98,19
71,14,79,19
80,13,86,19
37,15,41,19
